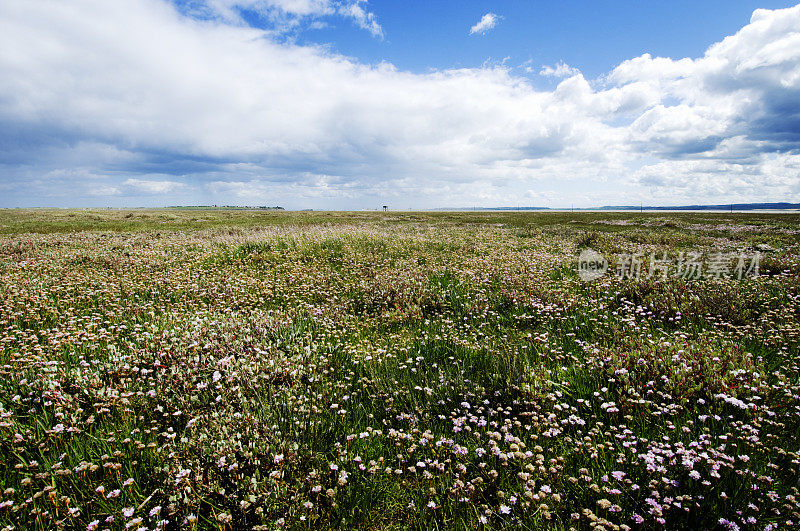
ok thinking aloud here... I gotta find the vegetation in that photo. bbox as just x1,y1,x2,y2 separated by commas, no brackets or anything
0,209,799,530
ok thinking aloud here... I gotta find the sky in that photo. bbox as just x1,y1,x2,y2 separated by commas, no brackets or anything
1,1,800,209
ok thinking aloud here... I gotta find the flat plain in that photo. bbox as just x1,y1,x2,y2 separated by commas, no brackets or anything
1,209,799,530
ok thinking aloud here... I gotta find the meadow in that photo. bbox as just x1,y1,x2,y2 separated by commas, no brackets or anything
1,209,799,530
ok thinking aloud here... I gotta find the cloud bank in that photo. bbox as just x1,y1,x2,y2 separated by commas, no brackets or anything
0,0,799,208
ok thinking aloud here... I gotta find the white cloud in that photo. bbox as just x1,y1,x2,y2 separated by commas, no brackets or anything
539,61,581,78
634,152,800,201
0,0,799,207
338,1,383,38
123,178,187,194
198,0,382,36
470,13,500,35
202,0,332,20
208,173,360,200
89,185,122,196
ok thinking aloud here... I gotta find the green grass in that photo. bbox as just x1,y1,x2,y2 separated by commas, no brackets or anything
0,210,799,529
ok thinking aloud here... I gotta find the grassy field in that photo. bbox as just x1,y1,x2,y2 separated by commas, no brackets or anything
1,209,799,530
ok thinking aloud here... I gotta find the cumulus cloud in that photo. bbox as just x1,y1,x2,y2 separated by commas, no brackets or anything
609,5,800,157
0,0,799,207
539,61,581,78
470,13,500,35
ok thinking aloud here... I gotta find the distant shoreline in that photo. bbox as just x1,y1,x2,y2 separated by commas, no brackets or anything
3,203,800,213
432,202,800,212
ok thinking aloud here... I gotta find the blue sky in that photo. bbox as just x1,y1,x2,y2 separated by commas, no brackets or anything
1,0,800,208
297,1,797,77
